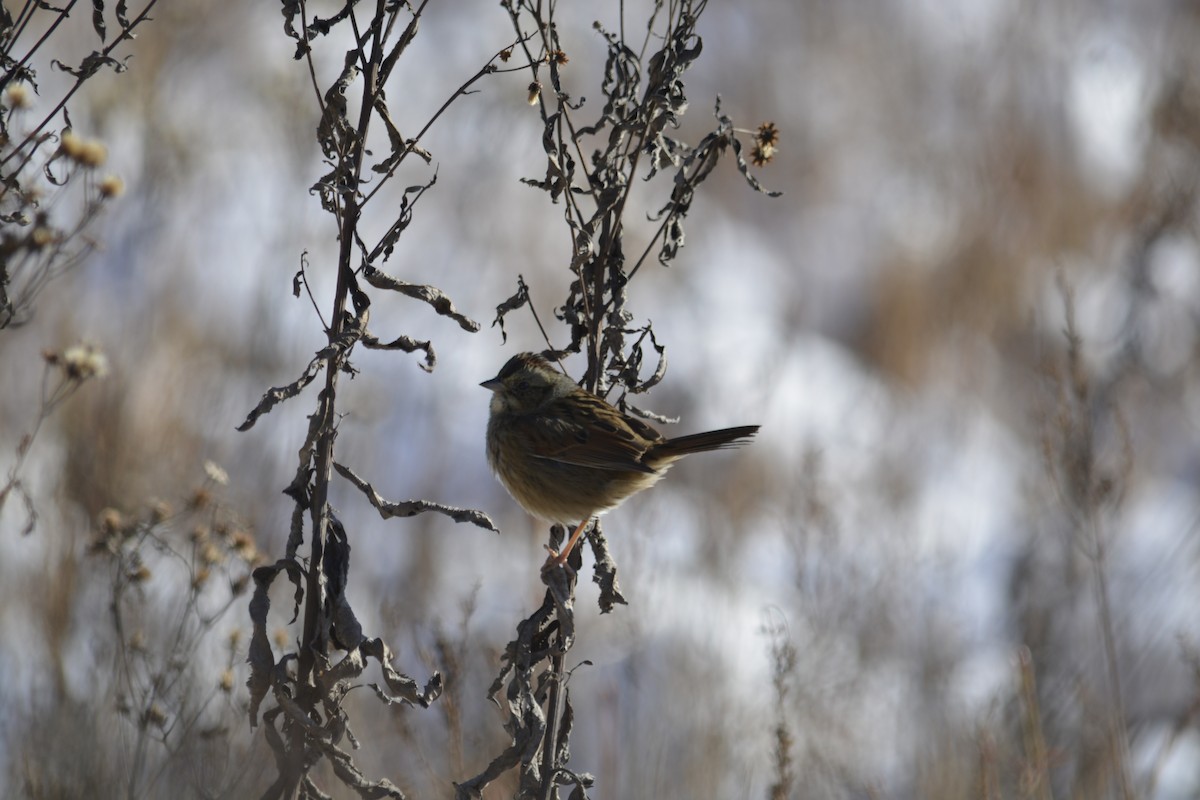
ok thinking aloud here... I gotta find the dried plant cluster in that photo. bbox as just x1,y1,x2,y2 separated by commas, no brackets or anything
1,0,151,537
239,0,777,796
466,2,778,797
0,0,149,330
87,466,264,798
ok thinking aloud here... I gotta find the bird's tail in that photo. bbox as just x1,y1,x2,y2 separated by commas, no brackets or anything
659,425,760,457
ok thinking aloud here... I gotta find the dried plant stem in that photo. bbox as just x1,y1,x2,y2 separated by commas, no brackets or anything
1085,517,1135,800
1017,646,1054,800
284,2,380,794
539,650,566,800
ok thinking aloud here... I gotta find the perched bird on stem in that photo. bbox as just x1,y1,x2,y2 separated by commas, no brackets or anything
482,352,759,567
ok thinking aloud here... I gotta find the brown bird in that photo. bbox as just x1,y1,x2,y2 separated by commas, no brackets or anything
482,352,759,565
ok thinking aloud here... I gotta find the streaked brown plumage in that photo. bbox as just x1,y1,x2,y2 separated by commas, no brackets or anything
482,352,759,564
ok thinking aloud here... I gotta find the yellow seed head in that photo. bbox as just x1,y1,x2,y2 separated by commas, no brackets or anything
61,342,109,380
99,507,124,535
6,84,31,109
60,130,85,160
78,139,107,168
99,174,125,198
29,226,54,249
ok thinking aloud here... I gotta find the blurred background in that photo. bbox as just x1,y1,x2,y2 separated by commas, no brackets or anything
3,1,1200,797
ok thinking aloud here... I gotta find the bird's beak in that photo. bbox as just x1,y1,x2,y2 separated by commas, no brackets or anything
480,377,504,392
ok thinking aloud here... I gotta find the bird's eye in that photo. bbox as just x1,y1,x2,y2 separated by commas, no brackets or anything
517,380,530,392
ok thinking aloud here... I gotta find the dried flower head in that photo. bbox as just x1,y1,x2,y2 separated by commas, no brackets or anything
756,121,780,148
98,174,125,199
43,343,104,378
78,139,107,168
204,459,229,486
192,567,211,590
499,48,512,62
751,122,780,167
143,704,168,729
59,130,108,167
59,130,86,160
149,499,172,524
99,507,125,536
6,84,31,109
29,226,54,249
551,49,569,65
188,487,212,510
231,530,258,563
60,342,109,380
201,543,224,567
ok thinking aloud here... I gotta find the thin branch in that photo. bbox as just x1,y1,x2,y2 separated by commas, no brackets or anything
334,462,499,533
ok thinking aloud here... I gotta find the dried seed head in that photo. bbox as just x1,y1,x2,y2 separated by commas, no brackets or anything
188,487,212,510
527,81,541,106
60,130,86,160
756,121,780,148
60,342,109,380
78,139,107,168
231,530,257,563
99,507,125,535
143,704,168,728
6,84,30,109
201,543,223,566
204,459,229,486
29,226,54,249
192,567,211,590
751,122,780,166
149,500,172,524
99,174,125,198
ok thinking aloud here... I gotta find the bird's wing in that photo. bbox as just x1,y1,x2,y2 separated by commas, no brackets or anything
520,394,664,474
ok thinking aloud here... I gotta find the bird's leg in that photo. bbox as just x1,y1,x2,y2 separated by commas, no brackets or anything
546,517,592,567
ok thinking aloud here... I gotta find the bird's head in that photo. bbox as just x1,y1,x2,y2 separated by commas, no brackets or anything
481,352,574,414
